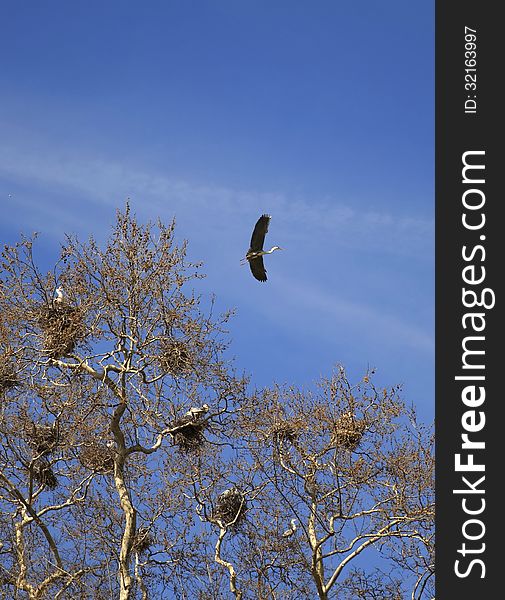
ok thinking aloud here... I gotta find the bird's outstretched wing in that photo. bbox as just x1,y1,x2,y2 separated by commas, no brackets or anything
249,256,267,282
249,214,271,252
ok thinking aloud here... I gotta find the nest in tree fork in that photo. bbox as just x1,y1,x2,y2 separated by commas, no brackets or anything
0,570,15,587
170,415,206,452
32,458,58,490
37,304,86,358
0,355,19,393
132,527,154,554
271,417,306,444
79,444,115,474
25,422,59,455
331,413,366,451
213,488,247,528
158,340,193,376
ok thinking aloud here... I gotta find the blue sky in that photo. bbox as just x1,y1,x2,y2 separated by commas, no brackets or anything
0,1,434,421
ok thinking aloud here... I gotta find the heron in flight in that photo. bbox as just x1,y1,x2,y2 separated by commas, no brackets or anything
242,214,282,282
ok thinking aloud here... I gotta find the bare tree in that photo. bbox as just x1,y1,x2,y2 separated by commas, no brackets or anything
0,207,248,599
204,367,435,599
0,208,434,599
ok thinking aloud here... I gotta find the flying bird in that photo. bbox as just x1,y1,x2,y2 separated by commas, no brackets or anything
54,287,64,304
184,404,210,420
242,214,282,282
282,518,298,538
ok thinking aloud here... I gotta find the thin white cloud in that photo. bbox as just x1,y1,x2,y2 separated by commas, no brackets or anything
242,273,434,355
0,141,433,261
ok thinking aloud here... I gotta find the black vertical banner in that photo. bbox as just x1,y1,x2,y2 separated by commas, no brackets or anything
436,2,502,598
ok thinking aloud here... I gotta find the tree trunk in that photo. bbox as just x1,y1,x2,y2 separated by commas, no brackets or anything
308,498,327,600
115,451,137,600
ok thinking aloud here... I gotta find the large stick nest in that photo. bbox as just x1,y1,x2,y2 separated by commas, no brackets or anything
37,304,87,358
270,416,306,444
158,340,193,376
213,488,247,528
331,412,366,451
170,415,206,453
0,570,15,587
132,527,154,554
79,444,115,474
32,458,58,490
0,355,19,393
25,422,59,456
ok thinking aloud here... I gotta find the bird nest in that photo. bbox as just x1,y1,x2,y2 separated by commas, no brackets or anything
25,422,59,456
271,417,306,444
331,413,366,451
79,444,115,474
213,488,247,528
170,416,206,453
32,458,58,490
0,356,18,393
132,527,154,554
158,340,193,376
37,304,86,358
0,570,15,587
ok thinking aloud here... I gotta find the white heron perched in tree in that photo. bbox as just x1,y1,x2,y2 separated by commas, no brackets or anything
184,404,209,420
54,287,64,304
241,214,283,282
282,518,298,538
219,488,234,499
